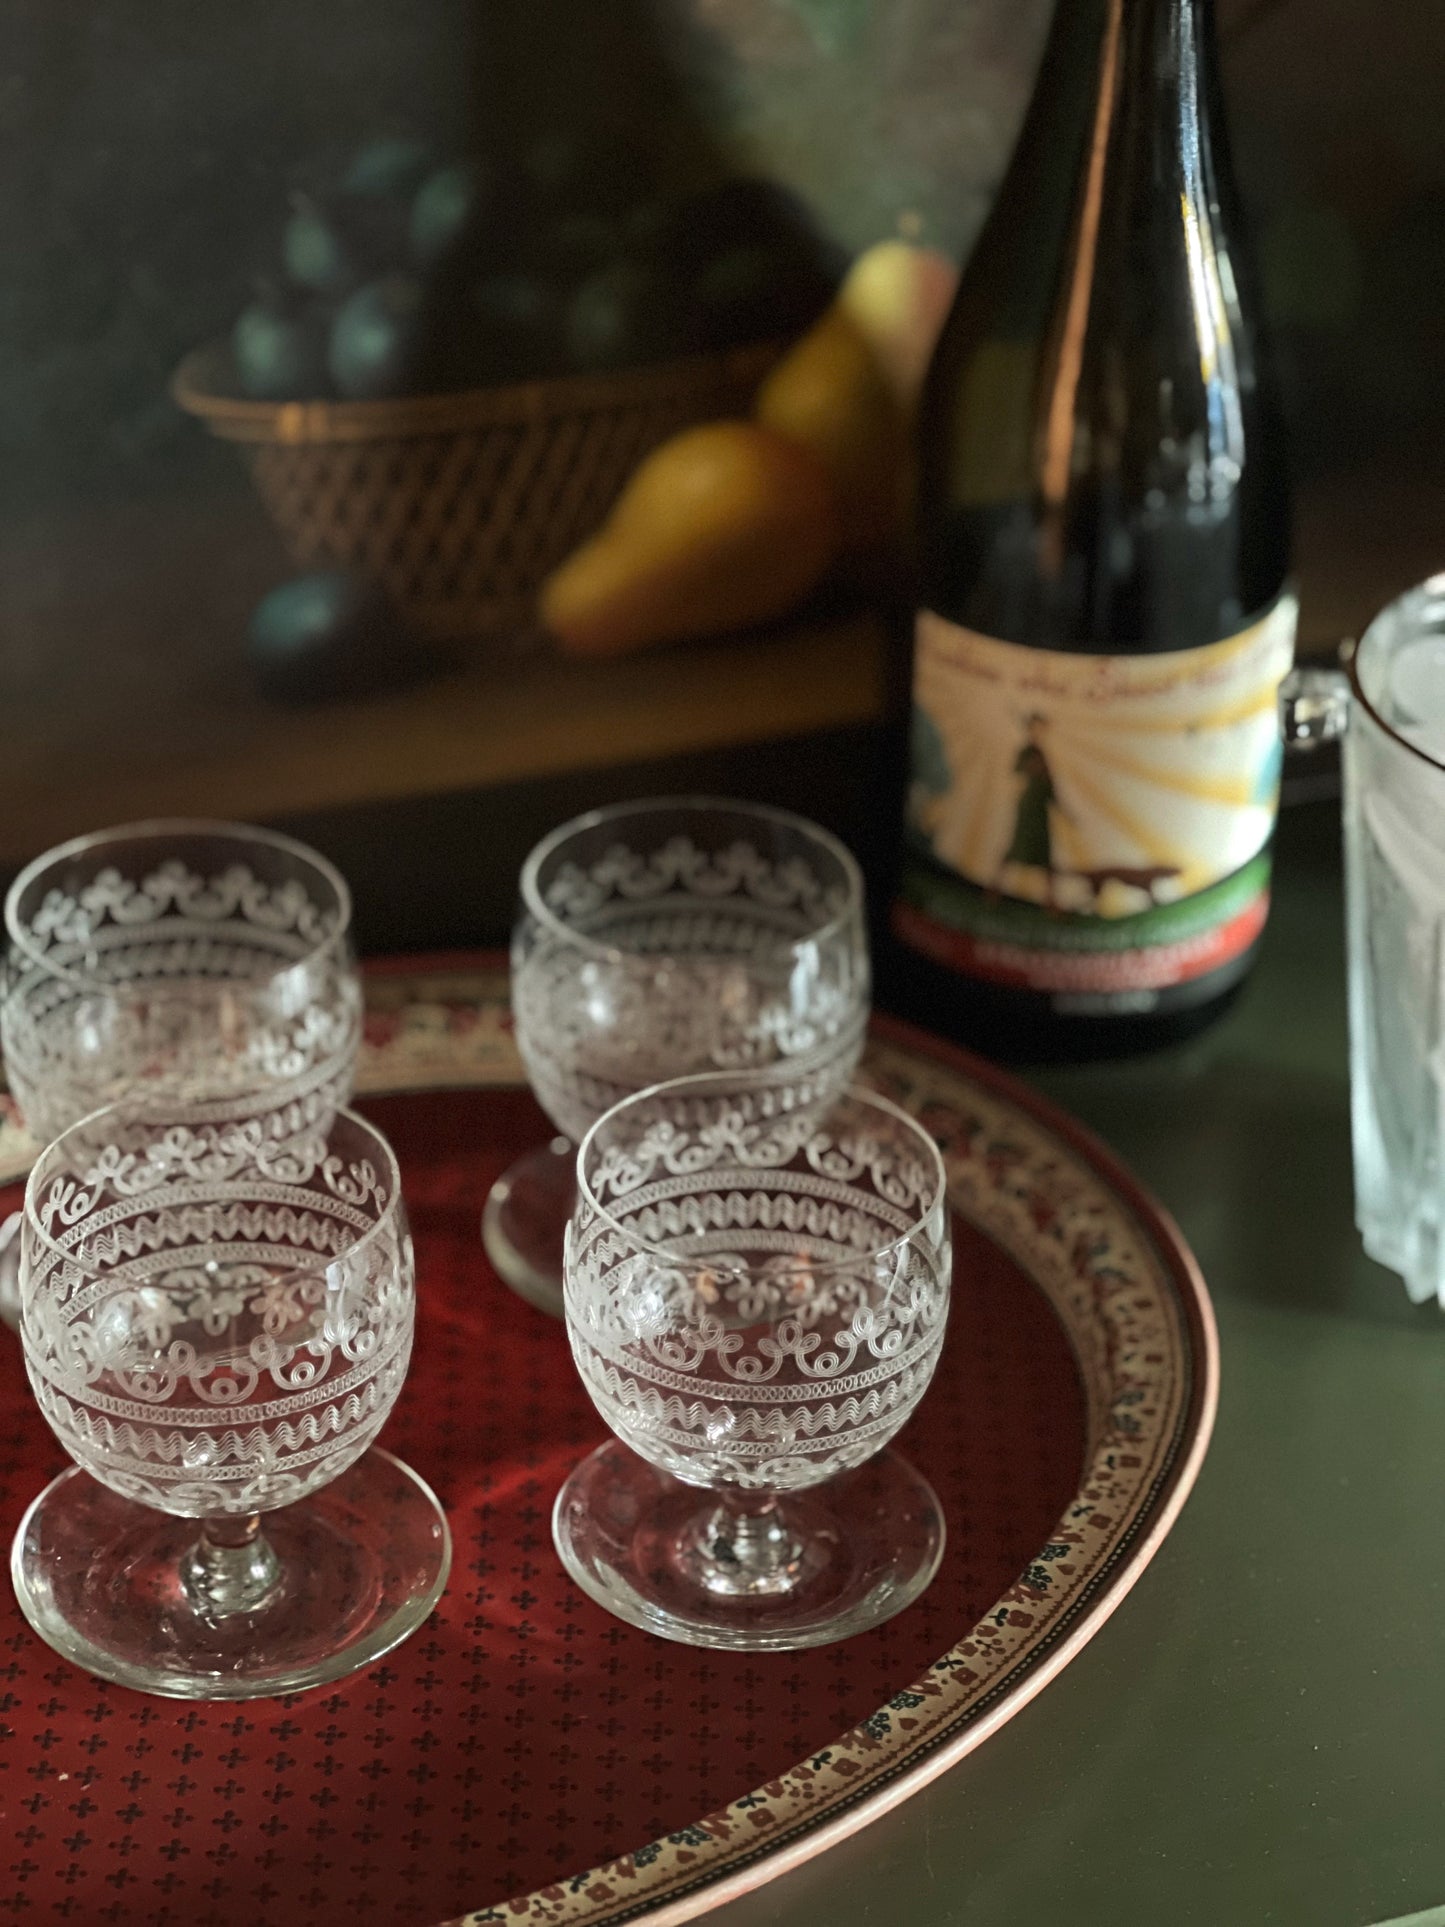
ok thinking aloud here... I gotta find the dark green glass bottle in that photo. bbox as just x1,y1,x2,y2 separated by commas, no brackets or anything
888,0,1294,1062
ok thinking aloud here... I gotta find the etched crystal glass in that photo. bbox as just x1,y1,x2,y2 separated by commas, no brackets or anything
0,820,363,1326
11,1105,449,1698
484,798,870,1317
553,1070,951,1650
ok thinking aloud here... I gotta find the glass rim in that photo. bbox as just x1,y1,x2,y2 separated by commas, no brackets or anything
21,1100,402,1276
4,818,355,993
574,1071,948,1273
1349,573,1445,777
518,794,866,964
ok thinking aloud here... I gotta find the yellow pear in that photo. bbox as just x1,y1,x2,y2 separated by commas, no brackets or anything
540,421,839,657
836,240,959,412
754,306,907,547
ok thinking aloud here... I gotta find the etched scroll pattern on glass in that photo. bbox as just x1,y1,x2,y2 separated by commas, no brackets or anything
3,859,360,1144
512,837,868,1145
22,1127,410,1516
566,1115,950,1491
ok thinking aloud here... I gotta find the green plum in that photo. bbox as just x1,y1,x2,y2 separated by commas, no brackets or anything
565,260,681,371
328,275,429,398
343,136,433,200
282,194,356,295
232,291,329,399
410,161,487,266
247,572,440,703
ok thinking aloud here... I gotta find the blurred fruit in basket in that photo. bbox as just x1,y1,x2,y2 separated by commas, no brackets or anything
188,134,865,652
339,137,433,265
328,275,431,399
282,194,358,296
218,132,849,409
410,160,488,267
565,260,684,372
248,572,442,703
282,148,431,303
754,305,906,546
834,240,959,412
343,136,434,200
534,236,957,657
540,421,838,657
232,286,330,400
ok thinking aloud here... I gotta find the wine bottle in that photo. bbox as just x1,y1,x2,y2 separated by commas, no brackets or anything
889,0,1294,1061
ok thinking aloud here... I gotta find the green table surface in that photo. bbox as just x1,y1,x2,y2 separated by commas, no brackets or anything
710,799,1443,1927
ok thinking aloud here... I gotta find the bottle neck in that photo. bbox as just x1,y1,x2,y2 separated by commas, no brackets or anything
1109,0,1244,466
1037,0,1213,61
1027,0,1220,164
958,0,1230,342
1034,0,1239,525
980,0,1220,323
1112,0,1225,178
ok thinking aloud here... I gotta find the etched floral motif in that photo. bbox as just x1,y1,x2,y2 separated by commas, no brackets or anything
566,1086,951,1491
3,843,360,1148
542,834,845,925
20,1113,411,1517
513,824,869,1146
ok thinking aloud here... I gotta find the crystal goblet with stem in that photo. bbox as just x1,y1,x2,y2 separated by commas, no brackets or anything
554,1069,952,1650
0,819,363,1326
12,1103,449,1698
483,797,870,1318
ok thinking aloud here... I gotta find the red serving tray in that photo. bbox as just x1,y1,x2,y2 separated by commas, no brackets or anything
0,957,1215,1926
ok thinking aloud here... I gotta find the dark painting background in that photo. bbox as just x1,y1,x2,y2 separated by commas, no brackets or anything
2,0,1442,938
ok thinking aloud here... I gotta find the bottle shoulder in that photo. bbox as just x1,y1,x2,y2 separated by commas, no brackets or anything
915,239,1292,651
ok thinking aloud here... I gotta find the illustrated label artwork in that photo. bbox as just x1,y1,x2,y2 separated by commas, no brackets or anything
898,598,1298,998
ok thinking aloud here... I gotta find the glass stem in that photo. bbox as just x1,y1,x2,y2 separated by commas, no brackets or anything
179,1513,282,1619
685,1492,807,1598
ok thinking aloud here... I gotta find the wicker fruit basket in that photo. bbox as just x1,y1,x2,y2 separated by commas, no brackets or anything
173,339,780,641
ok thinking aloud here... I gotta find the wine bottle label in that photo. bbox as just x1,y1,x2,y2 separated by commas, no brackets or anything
896,595,1299,1001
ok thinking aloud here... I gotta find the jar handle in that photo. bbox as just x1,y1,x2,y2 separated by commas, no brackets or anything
1280,653,1352,751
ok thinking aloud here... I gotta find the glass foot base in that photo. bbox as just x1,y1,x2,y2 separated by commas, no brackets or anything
553,1438,945,1651
481,1136,574,1318
0,1212,18,1332
10,1448,451,1700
